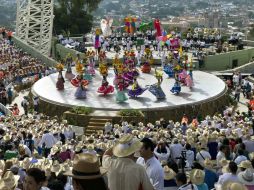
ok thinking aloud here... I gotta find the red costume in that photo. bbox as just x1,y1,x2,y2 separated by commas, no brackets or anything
71,76,82,87
97,78,114,96
154,19,162,37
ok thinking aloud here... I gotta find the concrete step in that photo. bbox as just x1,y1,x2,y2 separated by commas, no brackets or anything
86,126,104,130
89,115,114,120
90,117,112,123
88,122,108,126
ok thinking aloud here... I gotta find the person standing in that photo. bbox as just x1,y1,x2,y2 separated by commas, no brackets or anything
21,96,29,115
234,85,241,102
102,134,153,190
7,87,13,105
137,138,164,190
33,96,39,113
38,130,57,157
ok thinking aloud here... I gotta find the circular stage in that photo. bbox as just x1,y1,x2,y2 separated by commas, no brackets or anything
32,68,226,112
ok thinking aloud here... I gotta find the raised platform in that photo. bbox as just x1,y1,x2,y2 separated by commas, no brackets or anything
32,68,230,122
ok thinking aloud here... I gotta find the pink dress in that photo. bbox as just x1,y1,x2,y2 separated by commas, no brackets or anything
87,60,95,75
185,75,194,88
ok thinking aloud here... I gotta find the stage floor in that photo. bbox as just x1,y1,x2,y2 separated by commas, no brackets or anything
32,69,226,111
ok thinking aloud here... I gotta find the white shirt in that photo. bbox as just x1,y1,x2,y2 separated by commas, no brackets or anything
234,155,247,165
217,173,239,185
137,156,164,190
24,145,32,157
196,150,211,165
216,151,225,166
177,183,198,190
38,133,57,148
185,150,195,167
154,146,170,162
170,143,183,161
244,140,254,153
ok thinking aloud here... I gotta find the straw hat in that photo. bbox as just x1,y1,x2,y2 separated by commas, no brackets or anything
204,159,213,169
64,153,106,179
221,182,248,190
51,160,61,176
238,169,254,185
3,134,11,141
164,166,176,180
189,169,205,185
249,152,254,160
113,134,142,158
87,144,94,151
0,171,20,190
238,160,253,169
21,157,31,170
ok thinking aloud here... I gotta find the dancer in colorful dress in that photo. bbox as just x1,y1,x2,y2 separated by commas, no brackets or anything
56,62,65,90
115,75,128,103
99,51,108,77
147,68,166,99
71,75,82,87
179,69,188,84
141,48,153,73
83,65,93,82
170,79,181,95
114,73,128,89
97,76,114,96
65,53,75,80
87,50,96,76
163,63,174,78
128,78,146,98
185,74,194,88
74,80,89,99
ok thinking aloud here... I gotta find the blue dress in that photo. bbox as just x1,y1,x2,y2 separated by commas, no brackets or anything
148,84,166,99
164,64,174,78
170,82,181,94
128,83,146,98
75,86,87,99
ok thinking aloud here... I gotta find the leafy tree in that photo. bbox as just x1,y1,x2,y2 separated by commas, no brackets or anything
54,0,102,35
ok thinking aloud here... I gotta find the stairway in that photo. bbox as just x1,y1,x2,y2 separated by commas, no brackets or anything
85,116,113,135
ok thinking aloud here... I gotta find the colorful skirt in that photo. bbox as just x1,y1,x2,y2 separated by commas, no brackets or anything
75,86,86,99
56,79,64,90
83,73,93,82
97,85,114,95
88,65,96,75
123,72,134,84
141,64,151,73
185,77,194,87
164,65,174,78
65,67,75,80
148,84,166,99
128,87,146,98
116,90,128,103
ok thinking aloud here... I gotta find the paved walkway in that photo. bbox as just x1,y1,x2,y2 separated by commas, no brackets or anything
235,93,249,113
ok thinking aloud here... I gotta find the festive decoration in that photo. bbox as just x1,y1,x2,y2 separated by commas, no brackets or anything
139,21,153,32
94,28,101,49
124,17,137,33
154,19,162,37
100,17,113,36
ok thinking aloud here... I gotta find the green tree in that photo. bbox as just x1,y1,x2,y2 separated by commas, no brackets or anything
54,0,102,35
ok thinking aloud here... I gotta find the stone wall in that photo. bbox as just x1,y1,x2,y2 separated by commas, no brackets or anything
34,87,230,125
203,48,254,71
13,36,58,67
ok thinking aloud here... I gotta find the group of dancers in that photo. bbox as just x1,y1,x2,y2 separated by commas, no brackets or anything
55,48,194,103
